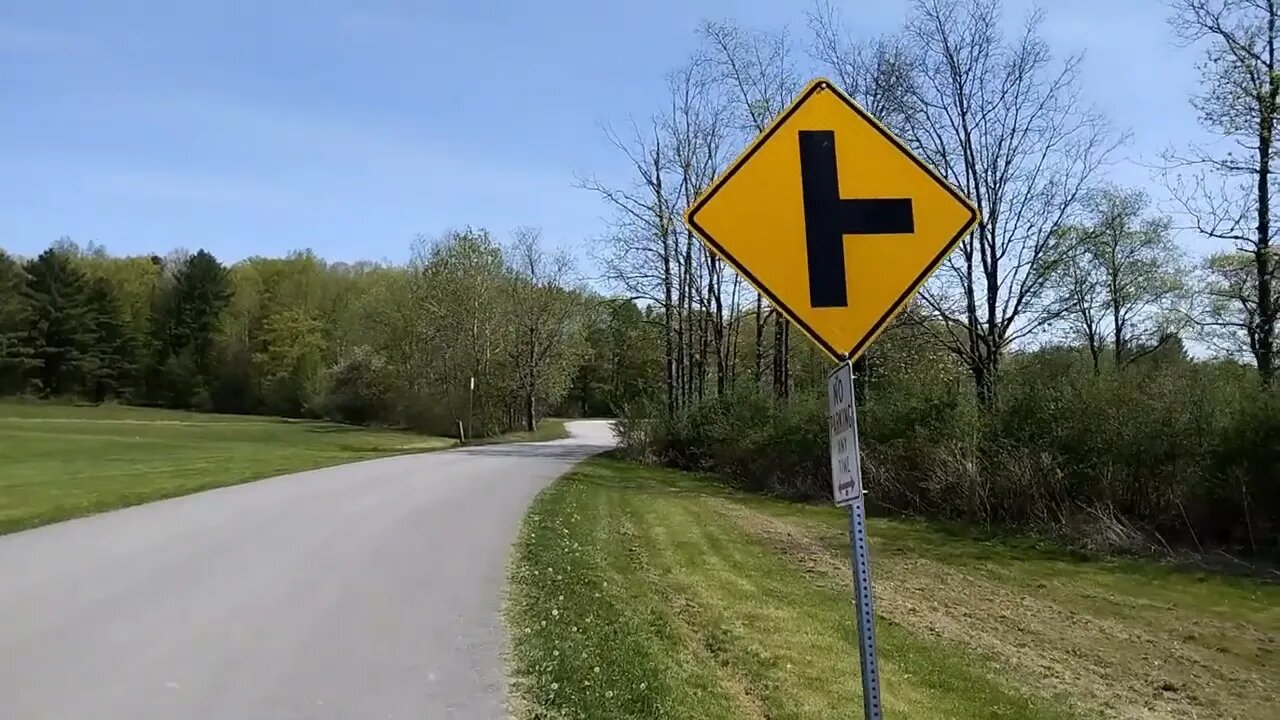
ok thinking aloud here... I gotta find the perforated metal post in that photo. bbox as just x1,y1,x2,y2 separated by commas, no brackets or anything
848,492,883,719
842,369,883,720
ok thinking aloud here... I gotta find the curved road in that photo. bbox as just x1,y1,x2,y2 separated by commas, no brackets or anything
0,420,614,719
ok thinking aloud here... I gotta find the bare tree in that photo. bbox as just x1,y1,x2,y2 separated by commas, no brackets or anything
580,119,679,416
808,2,919,389
1057,186,1185,372
663,60,734,400
698,20,802,397
1165,0,1280,385
505,229,588,432
582,54,736,414
889,0,1118,407
807,1,915,124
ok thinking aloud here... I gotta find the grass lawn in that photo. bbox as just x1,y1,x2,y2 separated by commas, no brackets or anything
0,402,455,534
468,417,570,445
506,456,1280,720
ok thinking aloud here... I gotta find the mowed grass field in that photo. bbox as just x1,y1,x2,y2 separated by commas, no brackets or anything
0,402,454,534
507,457,1280,720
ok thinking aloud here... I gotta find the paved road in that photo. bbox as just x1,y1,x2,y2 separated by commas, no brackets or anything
0,420,614,720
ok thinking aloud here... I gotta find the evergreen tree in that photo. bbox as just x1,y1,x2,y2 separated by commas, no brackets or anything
22,248,94,396
82,276,137,402
0,250,35,393
171,250,231,374
151,250,231,405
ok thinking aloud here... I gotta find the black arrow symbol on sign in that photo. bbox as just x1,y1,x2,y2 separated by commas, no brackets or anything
799,130,915,308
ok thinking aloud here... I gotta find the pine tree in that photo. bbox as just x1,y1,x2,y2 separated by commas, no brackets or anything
171,250,231,373
0,250,36,393
22,248,94,396
82,276,137,402
151,250,231,406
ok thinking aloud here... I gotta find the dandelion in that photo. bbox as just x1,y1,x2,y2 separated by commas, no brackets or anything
593,666,600,674
552,608,559,617
605,690,614,699
551,682,559,691
640,682,647,690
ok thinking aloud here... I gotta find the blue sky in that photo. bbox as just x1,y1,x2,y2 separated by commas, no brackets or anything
1,1,1207,266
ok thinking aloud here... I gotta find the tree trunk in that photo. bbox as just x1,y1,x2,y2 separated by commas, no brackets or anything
771,311,785,397
771,320,788,399
684,234,697,405
726,275,742,391
709,258,726,397
974,349,998,411
1256,8,1277,386
525,390,535,432
852,355,870,406
754,295,764,386
699,294,709,402
662,238,676,417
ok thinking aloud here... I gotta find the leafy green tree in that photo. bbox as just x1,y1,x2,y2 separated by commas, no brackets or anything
563,305,613,417
1057,186,1184,372
252,306,326,416
82,253,163,367
1194,251,1271,364
505,229,589,431
22,248,94,396
414,228,510,434
323,346,391,425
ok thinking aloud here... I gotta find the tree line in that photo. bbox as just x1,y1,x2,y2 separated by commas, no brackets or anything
601,0,1279,558
0,230,658,438
2,0,1275,555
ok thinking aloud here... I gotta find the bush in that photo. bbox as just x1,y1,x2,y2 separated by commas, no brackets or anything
626,349,1280,558
322,349,391,425
622,389,829,499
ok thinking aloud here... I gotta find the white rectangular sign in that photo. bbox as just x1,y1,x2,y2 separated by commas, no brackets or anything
828,361,862,506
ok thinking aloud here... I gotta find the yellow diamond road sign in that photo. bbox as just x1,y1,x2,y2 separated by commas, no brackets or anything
686,78,979,362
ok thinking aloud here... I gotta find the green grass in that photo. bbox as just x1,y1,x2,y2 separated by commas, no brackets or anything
506,457,1280,720
0,402,455,534
468,417,569,445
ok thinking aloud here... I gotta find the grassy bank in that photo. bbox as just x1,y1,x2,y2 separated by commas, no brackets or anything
506,456,1279,720
468,418,569,445
0,402,454,534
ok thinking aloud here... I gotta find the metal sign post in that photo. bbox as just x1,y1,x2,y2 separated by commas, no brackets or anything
683,75,980,720
828,360,883,719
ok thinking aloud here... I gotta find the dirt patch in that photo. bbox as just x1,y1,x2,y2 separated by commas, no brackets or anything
712,499,1277,720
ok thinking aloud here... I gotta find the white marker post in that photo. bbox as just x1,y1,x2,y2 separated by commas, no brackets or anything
828,360,883,720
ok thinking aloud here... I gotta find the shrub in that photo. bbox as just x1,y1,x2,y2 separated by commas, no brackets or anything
323,348,391,425
626,349,1280,558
